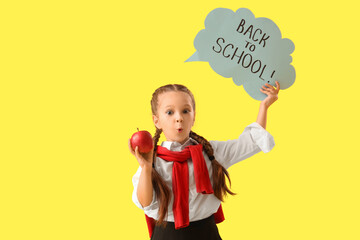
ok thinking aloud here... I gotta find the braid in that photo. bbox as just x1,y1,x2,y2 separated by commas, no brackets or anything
190,131,236,201
152,128,162,166
151,128,170,225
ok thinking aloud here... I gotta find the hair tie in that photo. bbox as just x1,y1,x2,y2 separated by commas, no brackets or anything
209,155,215,161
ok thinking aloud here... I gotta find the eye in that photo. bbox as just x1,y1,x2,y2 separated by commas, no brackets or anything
166,110,173,115
183,109,190,114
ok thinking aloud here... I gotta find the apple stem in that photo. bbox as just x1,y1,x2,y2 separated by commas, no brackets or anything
137,128,139,132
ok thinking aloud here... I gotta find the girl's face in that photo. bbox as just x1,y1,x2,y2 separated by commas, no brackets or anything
153,91,195,144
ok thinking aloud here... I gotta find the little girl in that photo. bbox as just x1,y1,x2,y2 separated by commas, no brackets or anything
129,83,280,240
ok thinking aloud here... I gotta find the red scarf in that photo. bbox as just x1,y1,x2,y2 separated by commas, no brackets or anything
144,144,225,237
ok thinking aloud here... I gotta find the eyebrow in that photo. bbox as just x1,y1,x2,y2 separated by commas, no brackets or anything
164,104,192,108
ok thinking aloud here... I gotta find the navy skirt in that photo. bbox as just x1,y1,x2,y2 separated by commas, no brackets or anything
151,215,222,240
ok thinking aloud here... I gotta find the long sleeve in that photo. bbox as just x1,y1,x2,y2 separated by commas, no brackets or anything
131,124,274,221
210,122,275,169
132,166,158,213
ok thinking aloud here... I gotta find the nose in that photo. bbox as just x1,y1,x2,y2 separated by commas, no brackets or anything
175,113,183,123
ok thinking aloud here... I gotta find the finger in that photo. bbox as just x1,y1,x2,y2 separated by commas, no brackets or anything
134,146,143,160
261,86,270,92
265,83,276,89
265,83,272,87
149,139,156,155
128,139,135,155
134,147,145,166
265,83,276,91
264,83,274,89
260,88,269,95
268,87,276,93
275,81,280,88
275,81,280,92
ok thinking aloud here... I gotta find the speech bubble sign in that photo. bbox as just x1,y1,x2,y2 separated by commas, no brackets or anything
186,8,295,100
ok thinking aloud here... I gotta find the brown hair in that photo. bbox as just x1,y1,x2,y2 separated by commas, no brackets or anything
150,84,235,225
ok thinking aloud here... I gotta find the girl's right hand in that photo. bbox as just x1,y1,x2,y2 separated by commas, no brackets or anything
128,139,154,169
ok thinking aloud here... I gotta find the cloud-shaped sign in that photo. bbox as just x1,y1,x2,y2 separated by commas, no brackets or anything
186,8,295,100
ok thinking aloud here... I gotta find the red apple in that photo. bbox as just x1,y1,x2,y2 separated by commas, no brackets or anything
130,128,153,153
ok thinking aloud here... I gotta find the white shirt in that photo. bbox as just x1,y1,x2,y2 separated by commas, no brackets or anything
132,122,275,222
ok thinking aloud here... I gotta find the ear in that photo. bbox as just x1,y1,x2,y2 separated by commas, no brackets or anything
153,115,161,129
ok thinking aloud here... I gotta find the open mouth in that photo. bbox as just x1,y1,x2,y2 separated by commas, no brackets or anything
177,128,183,133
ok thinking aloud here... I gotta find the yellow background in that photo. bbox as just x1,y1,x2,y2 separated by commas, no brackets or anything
1,0,359,239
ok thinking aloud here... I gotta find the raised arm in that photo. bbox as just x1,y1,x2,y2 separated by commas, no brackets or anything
256,81,280,129
128,139,154,207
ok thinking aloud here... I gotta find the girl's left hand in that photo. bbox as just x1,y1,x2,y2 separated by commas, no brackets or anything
260,81,280,108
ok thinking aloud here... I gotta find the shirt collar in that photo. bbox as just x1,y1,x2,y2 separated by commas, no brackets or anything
161,137,199,151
